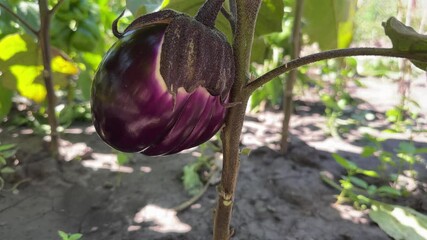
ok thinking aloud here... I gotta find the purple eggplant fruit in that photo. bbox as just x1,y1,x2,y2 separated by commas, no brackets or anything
91,10,234,156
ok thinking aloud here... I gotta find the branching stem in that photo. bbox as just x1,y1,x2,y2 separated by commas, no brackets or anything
49,0,66,15
245,47,427,95
213,1,261,239
220,7,235,34
0,2,38,35
39,0,60,157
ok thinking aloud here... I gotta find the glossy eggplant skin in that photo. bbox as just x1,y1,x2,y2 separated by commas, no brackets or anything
91,24,226,156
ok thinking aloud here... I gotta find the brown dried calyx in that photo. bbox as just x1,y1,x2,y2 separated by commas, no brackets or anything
113,2,234,103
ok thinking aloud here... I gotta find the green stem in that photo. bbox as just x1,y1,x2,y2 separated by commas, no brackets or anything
39,0,60,158
246,47,427,94
213,1,261,239
280,0,304,154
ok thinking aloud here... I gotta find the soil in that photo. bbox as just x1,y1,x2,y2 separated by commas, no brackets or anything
0,76,426,240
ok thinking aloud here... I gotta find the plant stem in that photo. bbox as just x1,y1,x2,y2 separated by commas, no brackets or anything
213,1,261,239
49,0,66,15
39,0,60,158
246,47,427,94
0,2,38,35
195,0,226,27
220,7,236,34
280,0,304,154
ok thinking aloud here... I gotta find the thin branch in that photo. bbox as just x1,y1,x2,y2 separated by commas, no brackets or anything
245,47,427,94
0,2,38,35
195,0,226,27
280,0,304,154
49,0,66,15
220,7,236,34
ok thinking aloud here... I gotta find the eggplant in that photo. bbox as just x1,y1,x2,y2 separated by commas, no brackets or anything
91,10,234,156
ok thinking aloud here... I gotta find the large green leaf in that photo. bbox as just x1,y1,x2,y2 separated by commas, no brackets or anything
369,202,427,240
382,17,427,71
303,0,356,49
255,0,284,36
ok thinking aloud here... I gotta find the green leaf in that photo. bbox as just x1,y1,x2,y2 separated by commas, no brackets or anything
0,85,13,119
303,0,357,49
0,144,16,152
0,166,15,174
117,152,130,166
332,153,357,171
68,233,83,240
182,164,203,196
348,176,368,189
357,169,379,178
397,142,416,154
361,146,376,158
369,202,427,240
0,156,6,166
415,148,427,154
0,34,78,102
251,37,268,63
58,230,69,240
377,186,401,197
255,0,284,36
382,17,427,71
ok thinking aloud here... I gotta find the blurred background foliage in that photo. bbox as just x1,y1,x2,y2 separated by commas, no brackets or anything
0,0,425,132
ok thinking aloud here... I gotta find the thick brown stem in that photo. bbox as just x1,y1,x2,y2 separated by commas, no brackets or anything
213,1,261,239
39,0,59,158
280,0,304,154
214,99,247,240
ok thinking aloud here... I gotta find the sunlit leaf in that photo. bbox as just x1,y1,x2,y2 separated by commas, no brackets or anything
58,231,68,240
0,33,78,102
0,34,27,61
52,56,79,75
10,65,46,103
369,202,427,240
